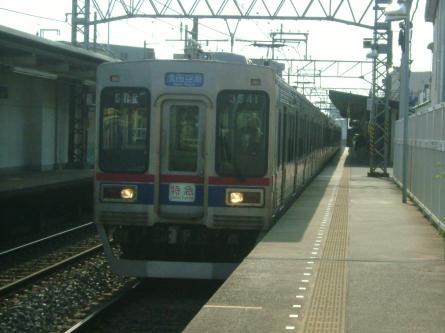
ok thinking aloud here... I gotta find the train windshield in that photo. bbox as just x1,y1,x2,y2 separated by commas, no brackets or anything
216,91,269,177
99,87,150,172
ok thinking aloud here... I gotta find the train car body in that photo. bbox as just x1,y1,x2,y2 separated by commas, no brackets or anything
94,57,340,279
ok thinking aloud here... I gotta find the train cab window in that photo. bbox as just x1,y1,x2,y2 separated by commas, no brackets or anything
216,91,269,177
99,87,150,172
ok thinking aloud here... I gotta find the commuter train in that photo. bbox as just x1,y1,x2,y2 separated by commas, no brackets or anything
94,54,341,279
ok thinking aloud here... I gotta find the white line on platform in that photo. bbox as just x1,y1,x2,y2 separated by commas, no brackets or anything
296,295,304,299
293,304,302,308
289,314,299,318
204,305,262,310
285,326,296,330
299,287,307,291
301,280,309,283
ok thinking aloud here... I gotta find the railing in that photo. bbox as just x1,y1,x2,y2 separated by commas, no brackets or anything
393,103,445,232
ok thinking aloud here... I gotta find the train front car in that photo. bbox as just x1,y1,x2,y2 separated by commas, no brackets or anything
94,59,275,279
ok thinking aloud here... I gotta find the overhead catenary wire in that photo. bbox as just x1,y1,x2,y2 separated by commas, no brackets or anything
0,7,66,23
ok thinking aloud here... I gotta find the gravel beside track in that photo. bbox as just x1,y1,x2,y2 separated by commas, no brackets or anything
79,279,223,333
0,225,99,290
0,253,133,333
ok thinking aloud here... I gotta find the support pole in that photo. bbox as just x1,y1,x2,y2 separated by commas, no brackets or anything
401,9,411,203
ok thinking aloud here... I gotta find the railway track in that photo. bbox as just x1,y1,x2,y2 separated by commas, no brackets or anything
0,251,133,333
63,279,223,333
0,222,100,296
0,223,222,333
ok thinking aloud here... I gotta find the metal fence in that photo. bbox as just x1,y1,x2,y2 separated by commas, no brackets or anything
393,103,445,232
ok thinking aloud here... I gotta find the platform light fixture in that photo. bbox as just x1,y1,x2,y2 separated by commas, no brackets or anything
363,37,378,59
384,1,408,21
366,48,379,59
376,0,393,5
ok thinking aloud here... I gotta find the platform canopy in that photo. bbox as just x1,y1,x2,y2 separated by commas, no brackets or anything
328,90,370,122
0,25,116,82
329,90,399,122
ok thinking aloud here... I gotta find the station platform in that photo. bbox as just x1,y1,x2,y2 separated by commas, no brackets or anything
185,149,445,333
0,169,93,199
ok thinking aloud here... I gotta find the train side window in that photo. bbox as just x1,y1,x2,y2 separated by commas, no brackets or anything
294,110,301,159
301,116,307,156
287,113,295,162
282,109,287,166
277,111,282,168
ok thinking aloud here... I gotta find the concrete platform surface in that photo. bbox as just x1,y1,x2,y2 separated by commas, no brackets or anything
0,169,93,198
184,150,445,333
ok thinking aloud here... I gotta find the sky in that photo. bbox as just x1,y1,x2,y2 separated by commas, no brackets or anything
0,0,434,101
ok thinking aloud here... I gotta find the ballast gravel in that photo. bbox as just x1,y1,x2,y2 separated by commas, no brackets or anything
0,253,131,333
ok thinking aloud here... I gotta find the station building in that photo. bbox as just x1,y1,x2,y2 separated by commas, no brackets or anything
0,25,115,174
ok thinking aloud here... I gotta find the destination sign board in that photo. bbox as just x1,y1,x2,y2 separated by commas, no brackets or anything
165,72,204,87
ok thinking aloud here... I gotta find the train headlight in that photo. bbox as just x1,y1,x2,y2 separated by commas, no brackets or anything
226,189,264,207
229,192,244,204
121,187,135,200
101,185,137,202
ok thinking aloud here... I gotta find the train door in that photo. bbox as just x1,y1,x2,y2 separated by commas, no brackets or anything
159,100,206,218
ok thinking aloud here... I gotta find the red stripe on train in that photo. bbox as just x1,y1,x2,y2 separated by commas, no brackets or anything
95,173,154,182
96,173,269,186
208,176,270,186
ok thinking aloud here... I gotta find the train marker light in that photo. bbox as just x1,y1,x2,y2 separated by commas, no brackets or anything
229,192,244,204
121,187,135,200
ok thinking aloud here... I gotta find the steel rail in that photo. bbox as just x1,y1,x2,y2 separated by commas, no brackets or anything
64,280,141,333
0,244,103,297
0,222,94,258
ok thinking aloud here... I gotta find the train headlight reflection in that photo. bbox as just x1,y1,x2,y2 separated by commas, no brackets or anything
229,192,244,204
121,187,135,200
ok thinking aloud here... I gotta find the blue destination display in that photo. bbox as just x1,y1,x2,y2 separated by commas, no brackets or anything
165,72,204,87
